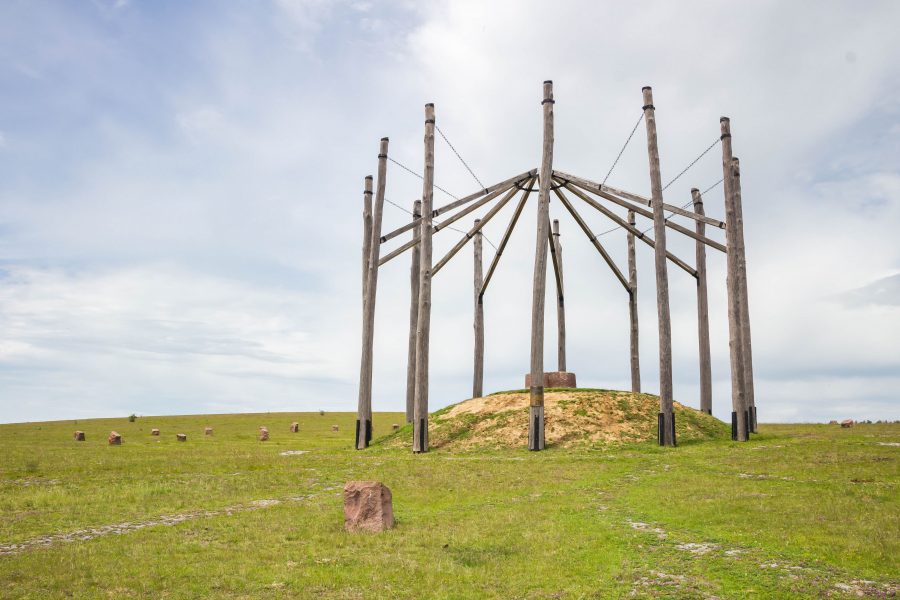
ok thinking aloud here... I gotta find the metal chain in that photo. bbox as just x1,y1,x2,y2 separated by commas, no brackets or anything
435,124,485,191
602,113,644,186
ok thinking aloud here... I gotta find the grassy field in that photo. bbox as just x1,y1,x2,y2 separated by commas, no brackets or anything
0,409,897,598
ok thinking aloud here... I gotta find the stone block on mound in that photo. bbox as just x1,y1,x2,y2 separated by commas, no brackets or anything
151,428,160,436
524,371,577,388
176,433,187,442
74,431,85,441
108,431,122,445
343,481,394,532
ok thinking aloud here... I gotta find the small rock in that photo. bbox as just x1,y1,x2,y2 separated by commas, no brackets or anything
108,431,122,445
332,425,339,432
150,429,160,436
73,431,85,441
392,423,400,430
343,481,394,532
841,419,854,428
290,422,299,433
259,427,269,441
205,427,213,436
176,434,187,442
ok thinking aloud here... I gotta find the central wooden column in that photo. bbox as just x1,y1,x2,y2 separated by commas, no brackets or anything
552,219,567,373
405,199,422,423
731,157,756,432
357,139,388,449
413,104,435,453
642,86,675,447
529,80,554,451
627,210,641,393
473,219,484,398
692,188,713,415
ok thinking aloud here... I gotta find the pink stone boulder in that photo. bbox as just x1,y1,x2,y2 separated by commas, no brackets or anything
74,431,85,441
290,422,299,433
392,423,400,430
205,427,213,436
332,425,339,432
259,427,269,441
108,431,122,445
176,433,187,442
524,371,577,389
150,428,160,436
840,419,854,428
343,481,394,532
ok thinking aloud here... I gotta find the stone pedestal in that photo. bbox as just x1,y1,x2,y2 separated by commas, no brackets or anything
108,431,122,445
74,431,85,441
524,371,577,389
290,422,299,433
176,434,187,442
343,481,394,532
259,427,269,441
205,427,213,436
151,429,160,436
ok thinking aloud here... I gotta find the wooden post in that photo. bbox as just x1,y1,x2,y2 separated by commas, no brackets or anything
692,188,713,415
362,177,372,302
721,117,748,441
357,139,387,450
552,220,566,372
732,157,756,432
627,210,641,393
529,80,554,451
413,104,435,453
405,200,421,423
473,219,484,398
642,86,675,447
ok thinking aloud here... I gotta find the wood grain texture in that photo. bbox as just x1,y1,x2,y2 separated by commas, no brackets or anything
473,219,484,398
552,220,566,373
732,157,756,431
405,200,421,423
628,210,641,393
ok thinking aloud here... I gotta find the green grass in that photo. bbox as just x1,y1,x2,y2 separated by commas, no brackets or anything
0,412,897,598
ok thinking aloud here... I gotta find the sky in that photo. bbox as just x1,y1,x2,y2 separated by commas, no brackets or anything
1,0,899,424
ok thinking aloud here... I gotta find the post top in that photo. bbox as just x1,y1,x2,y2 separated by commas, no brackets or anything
544,79,553,84
425,102,434,107
365,175,373,180
642,85,652,91
380,136,389,141
553,218,559,224
720,116,729,123
690,187,699,193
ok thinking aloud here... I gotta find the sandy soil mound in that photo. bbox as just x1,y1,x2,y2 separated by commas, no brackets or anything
381,389,728,450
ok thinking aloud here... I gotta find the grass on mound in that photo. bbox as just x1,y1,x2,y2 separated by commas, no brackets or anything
377,388,729,450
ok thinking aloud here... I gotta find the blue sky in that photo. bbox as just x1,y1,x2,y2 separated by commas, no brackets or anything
1,0,899,423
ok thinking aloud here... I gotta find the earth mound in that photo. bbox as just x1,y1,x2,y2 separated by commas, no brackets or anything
380,388,729,450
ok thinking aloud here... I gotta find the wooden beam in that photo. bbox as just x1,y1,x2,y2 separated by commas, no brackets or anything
529,80,553,452
379,169,537,244
378,181,519,268
552,188,630,291
643,86,675,447
627,210,641,393
721,117,748,441
553,169,726,230
692,189,713,416
473,219,484,398
563,176,726,253
413,105,434,453
479,189,531,298
733,157,756,432
547,218,564,310
405,199,421,424
357,140,387,450
362,176,373,302
552,219,566,373
557,181,698,277
432,185,521,276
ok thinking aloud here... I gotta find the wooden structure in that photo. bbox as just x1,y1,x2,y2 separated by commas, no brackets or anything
356,82,757,451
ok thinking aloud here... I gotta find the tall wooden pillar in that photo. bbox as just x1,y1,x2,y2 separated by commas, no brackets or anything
528,81,554,451
405,200,422,423
357,138,388,449
362,177,372,302
721,117,748,441
413,104,435,453
691,188,713,415
642,87,675,447
732,157,756,432
552,219,566,372
473,219,484,398
627,210,641,393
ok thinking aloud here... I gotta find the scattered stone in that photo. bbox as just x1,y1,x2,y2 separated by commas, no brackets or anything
259,427,269,442
343,481,394,532
108,431,122,445
176,434,187,442
290,422,299,433
392,423,400,430
332,425,339,432
205,427,213,436
877,442,900,447
279,450,308,456
841,419,854,428
73,431,85,441
150,429,160,436
676,542,718,555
